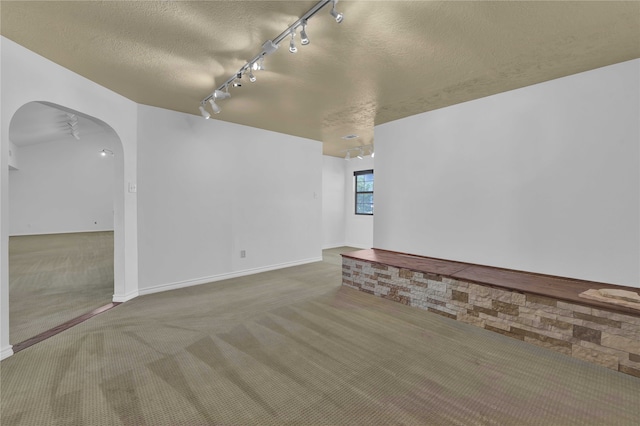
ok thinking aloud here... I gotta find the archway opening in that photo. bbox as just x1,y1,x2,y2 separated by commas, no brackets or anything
7,101,124,345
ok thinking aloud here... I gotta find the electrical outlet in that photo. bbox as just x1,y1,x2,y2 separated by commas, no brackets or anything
240,250,246,258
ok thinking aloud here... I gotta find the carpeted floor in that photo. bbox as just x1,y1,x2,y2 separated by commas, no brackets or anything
8,231,114,344
1,247,639,425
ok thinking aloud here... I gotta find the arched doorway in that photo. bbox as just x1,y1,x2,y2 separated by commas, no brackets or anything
7,101,124,345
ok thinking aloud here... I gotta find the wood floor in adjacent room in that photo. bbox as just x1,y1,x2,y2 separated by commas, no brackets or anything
8,231,114,344
1,247,639,425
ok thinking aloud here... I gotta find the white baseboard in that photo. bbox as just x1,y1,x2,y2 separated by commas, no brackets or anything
344,243,370,250
112,290,139,303
139,257,323,297
10,229,115,237
323,243,347,250
1,345,14,361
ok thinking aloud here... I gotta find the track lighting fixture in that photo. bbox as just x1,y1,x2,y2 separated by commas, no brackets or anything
209,98,221,114
289,31,298,53
300,21,310,45
100,149,114,157
66,113,80,140
214,89,231,100
330,0,344,23
199,0,345,117
67,114,78,126
343,144,375,161
199,105,210,119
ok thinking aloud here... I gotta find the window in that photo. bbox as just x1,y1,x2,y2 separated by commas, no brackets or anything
354,169,374,215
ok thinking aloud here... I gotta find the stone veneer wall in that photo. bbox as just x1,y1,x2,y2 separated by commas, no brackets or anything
342,257,640,378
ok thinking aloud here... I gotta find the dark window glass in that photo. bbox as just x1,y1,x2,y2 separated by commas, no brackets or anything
354,169,374,215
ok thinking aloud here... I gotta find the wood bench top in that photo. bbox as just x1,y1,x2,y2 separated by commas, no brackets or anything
342,249,640,317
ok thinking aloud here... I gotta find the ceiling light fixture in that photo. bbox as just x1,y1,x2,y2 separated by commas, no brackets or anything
342,144,375,161
209,98,221,114
67,114,78,126
330,0,344,23
214,89,231,100
300,20,310,45
199,0,344,117
199,105,210,119
289,30,298,53
100,149,114,157
341,134,359,140
66,113,80,140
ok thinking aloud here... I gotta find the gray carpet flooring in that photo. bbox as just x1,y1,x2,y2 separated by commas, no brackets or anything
9,232,114,343
1,247,639,425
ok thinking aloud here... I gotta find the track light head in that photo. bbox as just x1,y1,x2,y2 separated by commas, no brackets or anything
289,32,297,53
209,98,221,114
249,70,256,82
199,105,211,119
357,149,364,160
345,151,351,161
214,89,230,100
300,21,310,45
330,0,343,23
67,114,78,126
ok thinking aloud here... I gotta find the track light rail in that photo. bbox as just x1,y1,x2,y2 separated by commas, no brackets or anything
200,0,343,117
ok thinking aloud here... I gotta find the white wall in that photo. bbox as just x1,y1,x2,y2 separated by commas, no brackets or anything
1,36,139,358
322,155,346,248
345,156,374,249
136,105,322,293
9,134,116,235
375,59,640,287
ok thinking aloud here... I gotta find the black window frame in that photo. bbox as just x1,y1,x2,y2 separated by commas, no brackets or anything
354,169,374,215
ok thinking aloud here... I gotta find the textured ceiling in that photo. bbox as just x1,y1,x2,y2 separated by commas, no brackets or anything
2,1,639,157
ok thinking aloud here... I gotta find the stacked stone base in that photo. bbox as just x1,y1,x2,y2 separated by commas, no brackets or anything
342,257,640,378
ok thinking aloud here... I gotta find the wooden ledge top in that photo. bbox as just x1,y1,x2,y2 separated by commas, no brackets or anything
342,249,640,317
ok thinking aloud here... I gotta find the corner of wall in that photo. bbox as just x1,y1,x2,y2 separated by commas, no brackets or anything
112,290,139,303
1,345,14,361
